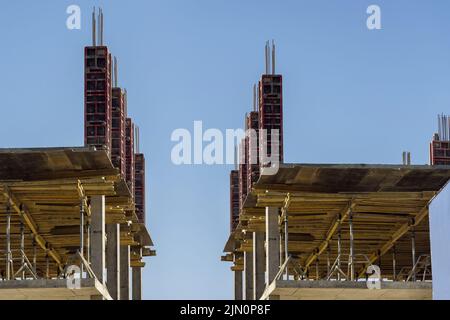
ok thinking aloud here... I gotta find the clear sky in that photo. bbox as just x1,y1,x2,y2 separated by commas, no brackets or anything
1,0,450,299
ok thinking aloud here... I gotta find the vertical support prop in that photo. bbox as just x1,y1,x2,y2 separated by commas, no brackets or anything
86,220,91,264
80,199,85,275
315,259,319,280
46,253,50,279
327,245,331,276
20,222,25,279
6,205,11,280
349,211,354,281
284,212,289,280
337,218,342,281
32,237,37,275
392,245,397,281
411,226,416,282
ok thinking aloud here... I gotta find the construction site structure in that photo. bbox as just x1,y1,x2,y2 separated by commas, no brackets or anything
222,43,449,301
0,8,155,300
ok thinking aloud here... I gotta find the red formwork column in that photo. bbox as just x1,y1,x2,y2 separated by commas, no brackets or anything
111,88,126,177
230,170,240,232
238,139,248,212
134,154,146,224
246,111,260,195
84,46,112,155
125,118,135,195
259,74,283,165
430,140,450,165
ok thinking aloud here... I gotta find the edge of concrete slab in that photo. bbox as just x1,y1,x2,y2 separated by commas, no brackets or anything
0,279,112,300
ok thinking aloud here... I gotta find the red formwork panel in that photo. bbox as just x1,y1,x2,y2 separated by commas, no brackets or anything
230,170,240,232
259,74,284,164
111,88,126,178
125,118,135,196
84,46,112,155
134,153,146,224
430,140,450,165
246,111,260,195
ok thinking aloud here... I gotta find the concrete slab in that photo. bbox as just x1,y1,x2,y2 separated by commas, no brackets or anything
261,280,432,300
0,279,112,300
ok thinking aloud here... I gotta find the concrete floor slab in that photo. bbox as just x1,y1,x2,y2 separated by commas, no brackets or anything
0,279,112,300
261,280,432,300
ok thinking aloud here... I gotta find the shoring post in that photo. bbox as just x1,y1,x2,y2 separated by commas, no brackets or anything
6,204,11,280
337,218,342,281
20,222,25,279
349,211,354,281
392,245,397,281
411,225,416,282
80,199,85,275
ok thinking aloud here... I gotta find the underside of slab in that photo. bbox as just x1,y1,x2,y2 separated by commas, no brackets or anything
0,279,112,300
261,280,432,300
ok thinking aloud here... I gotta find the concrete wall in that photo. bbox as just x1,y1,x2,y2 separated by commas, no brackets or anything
429,182,450,300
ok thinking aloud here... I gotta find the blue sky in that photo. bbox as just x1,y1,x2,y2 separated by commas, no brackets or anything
1,0,450,299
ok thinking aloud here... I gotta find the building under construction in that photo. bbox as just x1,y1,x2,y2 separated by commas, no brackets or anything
0,8,155,300
222,43,450,300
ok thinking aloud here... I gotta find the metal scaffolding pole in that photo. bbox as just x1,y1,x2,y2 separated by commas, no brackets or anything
284,213,289,280
32,237,37,275
20,222,25,279
45,254,50,279
349,212,354,281
327,245,331,275
315,259,319,280
86,220,91,264
6,205,11,280
392,245,397,281
80,199,85,275
337,220,342,281
411,227,416,282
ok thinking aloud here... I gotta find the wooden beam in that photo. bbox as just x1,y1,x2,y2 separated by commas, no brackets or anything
357,205,429,278
304,201,356,269
2,185,63,270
